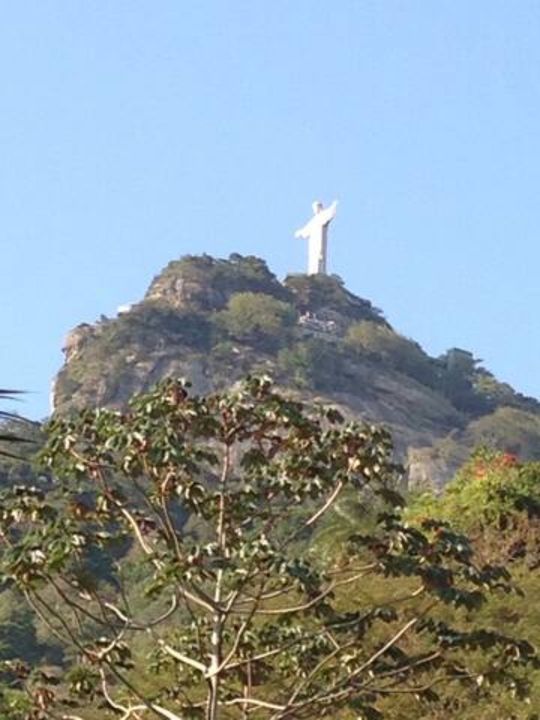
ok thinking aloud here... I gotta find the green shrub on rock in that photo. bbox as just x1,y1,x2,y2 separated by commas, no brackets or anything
216,291,296,349
346,321,437,386
278,338,349,391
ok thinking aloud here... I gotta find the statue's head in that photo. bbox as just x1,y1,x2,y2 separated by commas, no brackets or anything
312,200,323,214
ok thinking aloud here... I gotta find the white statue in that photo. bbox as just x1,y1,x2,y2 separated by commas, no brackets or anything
295,200,338,275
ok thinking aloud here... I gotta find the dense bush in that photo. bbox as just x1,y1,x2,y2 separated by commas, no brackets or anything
463,407,540,459
216,291,296,348
345,321,437,386
278,338,351,390
410,448,540,532
106,306,212,351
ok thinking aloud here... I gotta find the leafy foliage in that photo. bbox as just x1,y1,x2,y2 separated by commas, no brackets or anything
0,379,534,719
346,322,437,386
410,449,540,531
277,338,350,391
216,292,296,348
402,451,540,717
122,306,210,348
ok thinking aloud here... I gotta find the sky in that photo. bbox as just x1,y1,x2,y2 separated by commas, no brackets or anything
1,1,539,419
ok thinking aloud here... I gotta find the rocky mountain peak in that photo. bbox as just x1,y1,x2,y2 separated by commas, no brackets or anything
52,253,540,488
144,254,290,312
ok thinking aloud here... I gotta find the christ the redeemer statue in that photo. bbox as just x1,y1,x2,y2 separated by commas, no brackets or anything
295,200,338,275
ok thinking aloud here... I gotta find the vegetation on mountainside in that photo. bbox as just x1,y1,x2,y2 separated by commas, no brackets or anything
277,338,351,391
474,370,540,414
216,292,296,349
403,450,540,718
0,379,536,720
409,449,540,543
284,272,385,324
3,256,540,718
146,254,292,311
108,307,213,351
345,321,437,387
52,255,540,488
423,407,540,480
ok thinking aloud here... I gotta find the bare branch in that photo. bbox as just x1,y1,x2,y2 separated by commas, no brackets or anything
155,637,207,673
278,615,424,718
305,480,344,527
222,697,286,711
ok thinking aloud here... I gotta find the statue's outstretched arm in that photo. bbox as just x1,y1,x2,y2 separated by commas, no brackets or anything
295,224,310,239
319,201,338,224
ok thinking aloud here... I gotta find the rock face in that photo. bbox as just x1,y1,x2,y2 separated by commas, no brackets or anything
62,324,96,363
52,253,540,487
145,254,290,311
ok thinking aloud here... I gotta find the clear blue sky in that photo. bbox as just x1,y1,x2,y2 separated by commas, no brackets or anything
2,1,539,419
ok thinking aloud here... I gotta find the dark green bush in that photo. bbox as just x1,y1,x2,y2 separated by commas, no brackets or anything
346,321,437,386
278,338,351,391
216,292,296,349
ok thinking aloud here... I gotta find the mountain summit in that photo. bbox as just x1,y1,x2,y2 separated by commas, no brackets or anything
53,254,540,487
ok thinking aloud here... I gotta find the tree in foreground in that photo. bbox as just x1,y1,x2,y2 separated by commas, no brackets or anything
0,378,535,719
